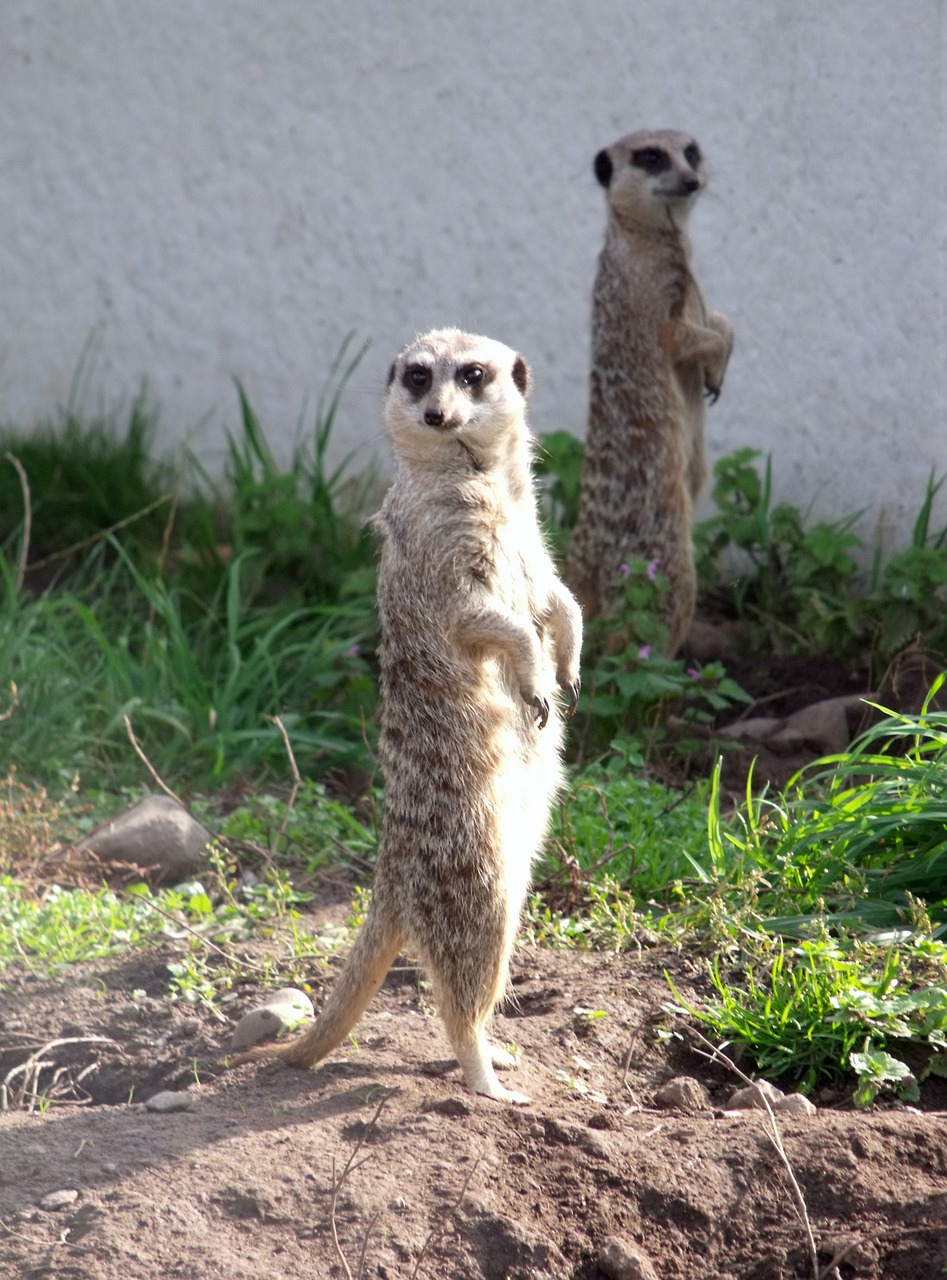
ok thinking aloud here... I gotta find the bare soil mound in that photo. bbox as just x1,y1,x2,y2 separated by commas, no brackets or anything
2,914,945,1280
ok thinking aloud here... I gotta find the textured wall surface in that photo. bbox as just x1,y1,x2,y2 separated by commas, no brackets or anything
3,1,945,545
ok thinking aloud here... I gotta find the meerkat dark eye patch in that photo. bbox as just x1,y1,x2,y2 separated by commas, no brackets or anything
403,364,432,396
458,364,487,390
631,146,669,174
593,149,613,188
683,142,702,169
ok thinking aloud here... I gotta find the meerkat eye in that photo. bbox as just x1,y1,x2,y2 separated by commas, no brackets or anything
631,146,669,174
404,365,432,392
684,143,702,168
459,364,485,388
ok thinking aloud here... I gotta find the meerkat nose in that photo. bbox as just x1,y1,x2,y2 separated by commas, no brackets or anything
680,174,700,193
424,408,445,427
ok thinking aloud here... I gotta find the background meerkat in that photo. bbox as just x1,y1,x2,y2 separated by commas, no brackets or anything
265,328,582,1104
566,127,734,654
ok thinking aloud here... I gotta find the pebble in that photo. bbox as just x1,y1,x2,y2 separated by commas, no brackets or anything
653,1076,710,1112
145,1090,194,1114
598,1235,659,1280
39,1189,79,1211
76,795,213,884
727,1080,784,1111
774,1092,817,1116
726,1080,817,1116
230,987,314,1050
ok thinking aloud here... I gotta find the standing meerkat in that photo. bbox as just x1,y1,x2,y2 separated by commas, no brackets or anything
566,128,734,654
264,328,582,1104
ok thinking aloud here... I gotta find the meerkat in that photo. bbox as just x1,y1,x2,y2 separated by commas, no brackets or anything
260,328,582,1104
566,128,734,654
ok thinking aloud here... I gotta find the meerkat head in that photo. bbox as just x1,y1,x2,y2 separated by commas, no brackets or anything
594,128,707,232
384,328,531,467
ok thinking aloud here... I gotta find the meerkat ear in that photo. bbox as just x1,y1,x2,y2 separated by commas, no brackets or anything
593,149,613,188
386,361,396,388
511,356,529,397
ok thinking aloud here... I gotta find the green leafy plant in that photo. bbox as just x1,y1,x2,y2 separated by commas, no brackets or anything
572,557,751,763
695,447,863,650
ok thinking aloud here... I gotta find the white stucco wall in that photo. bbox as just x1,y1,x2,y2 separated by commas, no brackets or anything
3,1,945,549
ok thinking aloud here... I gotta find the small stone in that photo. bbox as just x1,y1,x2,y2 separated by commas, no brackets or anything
425,1096,471,1118
145,1090,194,1114
230,987,314,1050
177,1016,202,1036
773,1092,817,1116
230,1006,283,1050
784,695,865,755
76,795,213,884
716,715,784,743
653,1076,710,1112
39,1189,79,1211
728,1080,784,1111
598,1235,659,1280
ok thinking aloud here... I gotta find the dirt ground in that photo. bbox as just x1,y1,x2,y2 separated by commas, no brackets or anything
2,902,946,1280
3,640,946,1279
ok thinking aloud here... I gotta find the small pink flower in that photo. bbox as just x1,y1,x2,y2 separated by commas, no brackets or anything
619,562,630,576
687,667,701,680
343,643,361,659
638,644,651,660
646,557,661,581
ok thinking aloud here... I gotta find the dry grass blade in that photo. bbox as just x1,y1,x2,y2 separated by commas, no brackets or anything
4,452,31,592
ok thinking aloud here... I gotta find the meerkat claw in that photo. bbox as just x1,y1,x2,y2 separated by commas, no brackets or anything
530,694,550,729
564,679,581,717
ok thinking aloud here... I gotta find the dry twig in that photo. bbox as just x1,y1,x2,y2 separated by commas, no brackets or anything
1,1036,117,1113
688,1027,822,1280
410,1158,481,1280
267,714,302,845
123,714,185,806
328,1090,397,1280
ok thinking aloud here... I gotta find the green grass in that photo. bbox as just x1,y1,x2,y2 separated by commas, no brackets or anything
3,368,947,1108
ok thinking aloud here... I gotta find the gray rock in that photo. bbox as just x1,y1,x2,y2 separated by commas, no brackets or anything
773,1092,818,1116
230,987,314,1050
78,795,213,883
715,716,784,743
784,694,866,755
727,1080,784,1111
653,1076,710,1112
145,1089,194,1114
39,1189,79,1211
598,1235,659,1280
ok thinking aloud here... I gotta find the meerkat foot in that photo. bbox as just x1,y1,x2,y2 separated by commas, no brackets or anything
479,1082,532,1106
491,1044,519,1070
456,1039,530,1105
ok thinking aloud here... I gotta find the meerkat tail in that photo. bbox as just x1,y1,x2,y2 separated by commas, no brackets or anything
277,906,404,1070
